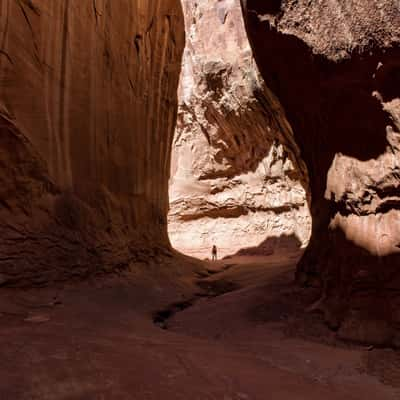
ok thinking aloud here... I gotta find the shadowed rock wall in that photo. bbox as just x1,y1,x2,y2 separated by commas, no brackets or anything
241,0,400,345
168,0,311,259
0,0,184,286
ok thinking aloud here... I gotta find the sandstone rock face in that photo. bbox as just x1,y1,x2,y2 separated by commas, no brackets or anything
168,0,311,259
0,0,184,285
241,0,400,343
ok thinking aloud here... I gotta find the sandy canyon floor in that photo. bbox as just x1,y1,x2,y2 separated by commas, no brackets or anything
0,244,399,399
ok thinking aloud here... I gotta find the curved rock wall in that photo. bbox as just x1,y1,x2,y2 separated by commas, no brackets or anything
0,0,184,286
241,0,400,345
168,0,311,259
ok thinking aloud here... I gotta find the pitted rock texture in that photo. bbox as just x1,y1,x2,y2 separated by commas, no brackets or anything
0,0,184,286
168,0,311,260
241,0,400,344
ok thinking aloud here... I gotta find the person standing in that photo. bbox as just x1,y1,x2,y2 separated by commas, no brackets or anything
212,245,217,261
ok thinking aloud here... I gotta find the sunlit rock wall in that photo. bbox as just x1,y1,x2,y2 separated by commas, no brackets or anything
168,0,311,259
0,0,184,286
241,0,400,345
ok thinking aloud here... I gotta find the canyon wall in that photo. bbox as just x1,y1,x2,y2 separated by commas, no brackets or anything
168,0,311,259
241,0,400,345
0,0,184,286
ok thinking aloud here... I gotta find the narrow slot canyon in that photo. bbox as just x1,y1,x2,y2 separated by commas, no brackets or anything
0,1,399,399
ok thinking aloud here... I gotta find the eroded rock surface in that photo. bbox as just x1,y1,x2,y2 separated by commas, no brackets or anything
0,0,184,285
241,0,400,344
168,0,311,259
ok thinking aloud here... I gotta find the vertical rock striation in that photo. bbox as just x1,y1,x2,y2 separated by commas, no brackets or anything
0,0,184,285
241,0,400,344
168,0,311,259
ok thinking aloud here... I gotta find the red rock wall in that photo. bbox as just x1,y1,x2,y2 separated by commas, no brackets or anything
241,0,400,345
0,0,184,286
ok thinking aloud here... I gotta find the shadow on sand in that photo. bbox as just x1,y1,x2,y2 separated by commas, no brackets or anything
224,233,303,259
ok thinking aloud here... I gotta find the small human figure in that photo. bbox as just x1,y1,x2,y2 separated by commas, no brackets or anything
212,245,217,261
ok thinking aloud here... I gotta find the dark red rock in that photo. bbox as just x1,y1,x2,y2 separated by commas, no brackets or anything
0,0,184,285
241,0,400,344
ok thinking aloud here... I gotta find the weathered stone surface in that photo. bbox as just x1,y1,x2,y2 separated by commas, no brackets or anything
241,0,400,343
0,0,184,285
168,0,311,259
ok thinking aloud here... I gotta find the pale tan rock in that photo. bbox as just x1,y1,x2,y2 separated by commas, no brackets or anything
168,0,311,259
